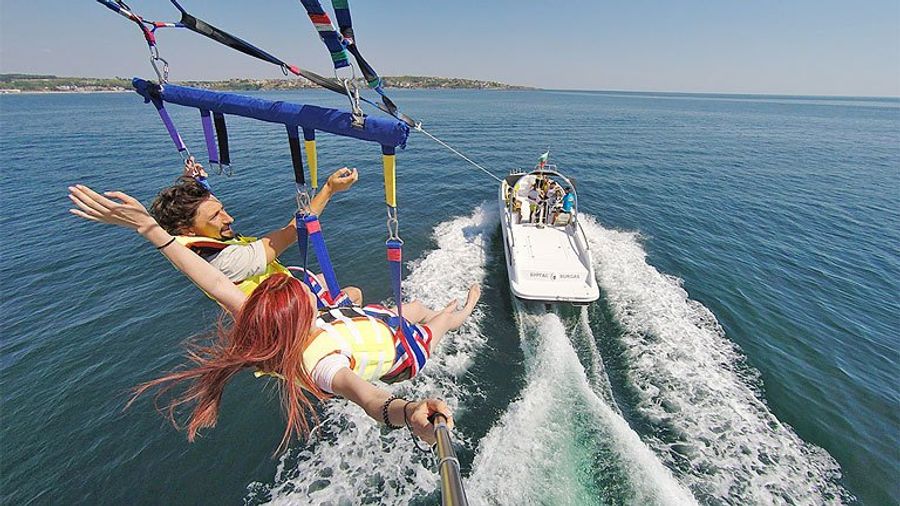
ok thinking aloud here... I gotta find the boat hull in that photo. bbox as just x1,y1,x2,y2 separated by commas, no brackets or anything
499,181,600,304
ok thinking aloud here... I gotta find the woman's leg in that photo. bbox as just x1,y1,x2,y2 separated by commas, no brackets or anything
424,285,481,352
388,300,442,324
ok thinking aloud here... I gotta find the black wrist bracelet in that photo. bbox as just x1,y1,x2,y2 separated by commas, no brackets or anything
381,395,403,430
156,237,176,250
403,400,415,427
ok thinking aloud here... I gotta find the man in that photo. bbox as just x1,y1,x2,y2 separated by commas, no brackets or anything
149,160,362,304
561,187,575,214
526,182,541,225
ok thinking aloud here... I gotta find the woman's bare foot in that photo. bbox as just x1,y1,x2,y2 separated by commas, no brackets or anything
441,299,459,314
462,284,481,313
445,284,481,329
423,285,483,353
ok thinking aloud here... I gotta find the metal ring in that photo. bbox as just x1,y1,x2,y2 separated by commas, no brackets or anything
334,63,357,81
438,456,460,469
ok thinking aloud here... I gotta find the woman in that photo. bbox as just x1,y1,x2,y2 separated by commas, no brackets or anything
68,184,479,451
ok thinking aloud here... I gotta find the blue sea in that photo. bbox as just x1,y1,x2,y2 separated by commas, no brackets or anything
1,88,898,505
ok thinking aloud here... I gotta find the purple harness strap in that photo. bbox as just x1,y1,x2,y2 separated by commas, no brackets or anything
199,109,219,166
150,97,187,155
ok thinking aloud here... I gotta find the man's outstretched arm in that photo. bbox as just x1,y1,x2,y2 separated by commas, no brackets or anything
259,167,359,263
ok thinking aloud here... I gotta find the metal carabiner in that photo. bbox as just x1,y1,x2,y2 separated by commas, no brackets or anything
385,206,402,243
296,185,314,215
342,79,365,129
216,162,234,177
149,46,169,84
336,71,365,129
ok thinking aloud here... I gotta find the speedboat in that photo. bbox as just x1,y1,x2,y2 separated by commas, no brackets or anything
499,162,600,304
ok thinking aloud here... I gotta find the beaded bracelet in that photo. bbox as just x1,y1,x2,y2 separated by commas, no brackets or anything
381,395,403,430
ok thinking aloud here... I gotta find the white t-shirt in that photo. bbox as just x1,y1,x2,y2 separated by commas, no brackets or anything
204,240,269,282
310,354,352,394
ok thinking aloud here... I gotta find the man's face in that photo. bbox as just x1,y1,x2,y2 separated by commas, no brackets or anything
187,196,235,239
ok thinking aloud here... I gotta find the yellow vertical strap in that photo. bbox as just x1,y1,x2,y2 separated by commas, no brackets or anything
382,153,397,207
305,140,318,189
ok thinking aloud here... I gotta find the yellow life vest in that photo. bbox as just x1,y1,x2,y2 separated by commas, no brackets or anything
253,307,398,388
175,235,291,296
303,307,398,382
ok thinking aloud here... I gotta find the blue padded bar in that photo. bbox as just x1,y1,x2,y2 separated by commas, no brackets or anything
133,78,409,148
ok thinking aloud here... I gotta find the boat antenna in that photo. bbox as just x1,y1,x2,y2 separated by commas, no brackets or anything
431,413,469,505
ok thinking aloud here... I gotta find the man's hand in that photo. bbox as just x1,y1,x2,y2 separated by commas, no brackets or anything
68,185,157,233
183,156,208,179
325,167,358,193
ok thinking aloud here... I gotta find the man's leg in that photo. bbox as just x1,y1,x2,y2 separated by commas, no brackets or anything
344,286,363,305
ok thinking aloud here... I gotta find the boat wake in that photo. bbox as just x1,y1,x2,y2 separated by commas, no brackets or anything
466,306,696,505
579,215,852,504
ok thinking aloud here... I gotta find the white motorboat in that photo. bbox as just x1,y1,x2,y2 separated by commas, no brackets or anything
499,163,600,304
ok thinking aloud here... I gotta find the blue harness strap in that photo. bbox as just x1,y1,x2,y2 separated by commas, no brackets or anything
386,239,426,377
295,210,310,274
305,215,342,301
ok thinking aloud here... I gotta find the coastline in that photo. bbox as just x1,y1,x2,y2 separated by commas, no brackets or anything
0,74,533,94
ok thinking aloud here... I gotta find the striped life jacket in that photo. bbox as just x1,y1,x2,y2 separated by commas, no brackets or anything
303,306,398,382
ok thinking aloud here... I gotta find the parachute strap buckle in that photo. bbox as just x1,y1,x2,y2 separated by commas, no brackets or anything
386,206,402,243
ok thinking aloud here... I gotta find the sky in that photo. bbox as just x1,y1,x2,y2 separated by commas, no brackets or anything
1,0,898,96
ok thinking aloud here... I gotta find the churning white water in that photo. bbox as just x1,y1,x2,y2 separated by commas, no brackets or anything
580,215,850,503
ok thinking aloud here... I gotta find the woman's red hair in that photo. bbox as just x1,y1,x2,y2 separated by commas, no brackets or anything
131,273,325,453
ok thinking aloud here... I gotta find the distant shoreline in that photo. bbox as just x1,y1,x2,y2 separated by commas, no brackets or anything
0,74,533,94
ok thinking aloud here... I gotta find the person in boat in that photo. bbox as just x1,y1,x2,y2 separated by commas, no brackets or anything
153,158,362,306
526,181,542,225
68,184,480,449
561,186,576,214
545,182,561,225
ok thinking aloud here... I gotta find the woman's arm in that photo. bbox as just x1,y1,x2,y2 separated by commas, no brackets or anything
68,185,247,315
330,367,453,444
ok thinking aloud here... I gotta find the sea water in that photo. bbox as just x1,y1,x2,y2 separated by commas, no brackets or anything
1,89,897,504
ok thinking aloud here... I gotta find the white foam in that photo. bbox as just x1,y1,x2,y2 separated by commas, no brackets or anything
579,215,852,503
257,204,497,505
576,306,621,413
466,308,697,505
